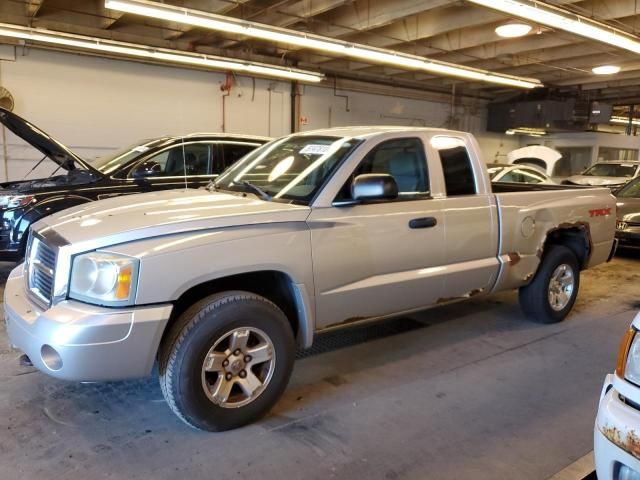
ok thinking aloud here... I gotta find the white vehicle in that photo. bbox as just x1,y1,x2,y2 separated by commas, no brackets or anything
565,161,640,188
507,145,563,177
595,312,640,480
487,163,554,184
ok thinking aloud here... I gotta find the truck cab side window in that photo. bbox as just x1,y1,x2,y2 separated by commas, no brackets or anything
336,137,429,201
432,136,476,196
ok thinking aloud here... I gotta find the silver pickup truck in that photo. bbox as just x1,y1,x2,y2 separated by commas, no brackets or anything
4,127,616,431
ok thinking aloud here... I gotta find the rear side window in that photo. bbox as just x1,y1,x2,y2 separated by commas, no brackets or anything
432,136,476,196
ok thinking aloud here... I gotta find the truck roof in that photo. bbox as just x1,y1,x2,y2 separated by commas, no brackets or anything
291,126,469,139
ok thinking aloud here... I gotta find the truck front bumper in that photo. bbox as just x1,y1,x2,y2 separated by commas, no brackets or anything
595,374,640,480
4,266,173,381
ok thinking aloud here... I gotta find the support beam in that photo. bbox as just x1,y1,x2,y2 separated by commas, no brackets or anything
256,0,352,28
162,0,253,40
216,0,350,48
337,5,505,49
306,0,451,38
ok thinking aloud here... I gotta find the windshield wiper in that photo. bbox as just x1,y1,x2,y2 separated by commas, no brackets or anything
240,180,272,201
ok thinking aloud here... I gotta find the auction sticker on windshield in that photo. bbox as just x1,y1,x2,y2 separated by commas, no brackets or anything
300,144,331,155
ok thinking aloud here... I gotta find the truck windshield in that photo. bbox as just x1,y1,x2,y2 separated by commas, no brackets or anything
214,135,361,204
583,163,638,178
618,178,640,198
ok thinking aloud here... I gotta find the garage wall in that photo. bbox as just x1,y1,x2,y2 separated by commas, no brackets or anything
298,85,519,163
0,46,516,181
0,48,291,179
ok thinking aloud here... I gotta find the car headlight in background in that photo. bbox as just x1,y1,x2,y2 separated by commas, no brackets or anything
69,252,139,306
0,195,35,209
615,325,640,386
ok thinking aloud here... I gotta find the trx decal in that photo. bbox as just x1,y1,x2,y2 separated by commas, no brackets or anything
589,208,611,217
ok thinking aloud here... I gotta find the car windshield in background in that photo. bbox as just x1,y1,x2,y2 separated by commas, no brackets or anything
618,178,640,198
487,165,506,180
214,135,361,204
90,138,168,174
583,163,638,177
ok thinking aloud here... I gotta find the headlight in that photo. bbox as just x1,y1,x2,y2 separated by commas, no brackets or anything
69,252,139,306
0,195,34,209
618,327,640,385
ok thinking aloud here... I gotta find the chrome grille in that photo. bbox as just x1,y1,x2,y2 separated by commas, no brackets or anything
26,235,57,306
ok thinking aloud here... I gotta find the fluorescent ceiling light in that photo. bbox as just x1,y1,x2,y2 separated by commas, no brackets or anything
611,116,640,126
592,65,621,75
0,23,323,83
467,0,640,55
105,0,543,89
495,23,532,38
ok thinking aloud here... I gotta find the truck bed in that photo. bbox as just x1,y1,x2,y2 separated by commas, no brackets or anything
491,182,595,193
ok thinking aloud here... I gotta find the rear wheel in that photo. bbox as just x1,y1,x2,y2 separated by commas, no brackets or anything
518,245,580,324
159,291,295,431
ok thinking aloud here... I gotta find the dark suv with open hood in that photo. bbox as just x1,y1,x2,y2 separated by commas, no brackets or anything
0,108,268,261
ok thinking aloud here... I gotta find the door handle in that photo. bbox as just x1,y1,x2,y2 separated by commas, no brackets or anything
409,217,437,229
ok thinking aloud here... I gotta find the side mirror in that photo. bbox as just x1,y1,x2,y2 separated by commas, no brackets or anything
351,174,398,201
132,160,161,179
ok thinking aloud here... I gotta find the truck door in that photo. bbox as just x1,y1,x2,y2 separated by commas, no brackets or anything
307,136,446,330
431,135,499,298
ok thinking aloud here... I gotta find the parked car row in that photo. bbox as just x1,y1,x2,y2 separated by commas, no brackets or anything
2,113,617,431
564,161,640,189
505,144,640,191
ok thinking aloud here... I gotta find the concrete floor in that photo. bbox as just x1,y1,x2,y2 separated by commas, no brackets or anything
1,252,639,480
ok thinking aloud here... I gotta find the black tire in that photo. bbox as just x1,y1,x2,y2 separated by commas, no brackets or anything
159,291,295,431
518,245,580,324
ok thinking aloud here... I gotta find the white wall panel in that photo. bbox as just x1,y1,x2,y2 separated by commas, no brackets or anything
0,48,516,181
0,49,290,180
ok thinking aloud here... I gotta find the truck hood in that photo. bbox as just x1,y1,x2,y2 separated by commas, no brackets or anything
565,175,629,187
36,188,311,248
0,108,98,174
616,197,640,222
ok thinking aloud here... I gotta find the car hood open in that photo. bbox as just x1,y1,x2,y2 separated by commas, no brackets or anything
0,108,98,174
35,188,310,249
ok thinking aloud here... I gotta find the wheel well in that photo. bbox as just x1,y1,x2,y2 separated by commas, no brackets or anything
543,226,591,269
166,270,301,342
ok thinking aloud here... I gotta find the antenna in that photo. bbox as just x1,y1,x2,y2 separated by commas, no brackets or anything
181,136,188,190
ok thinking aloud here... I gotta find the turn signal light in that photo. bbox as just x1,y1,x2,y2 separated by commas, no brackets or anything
115,265,133,300
616,327,636,378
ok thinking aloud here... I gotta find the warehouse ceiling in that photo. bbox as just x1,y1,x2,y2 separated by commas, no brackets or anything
2,0,640,103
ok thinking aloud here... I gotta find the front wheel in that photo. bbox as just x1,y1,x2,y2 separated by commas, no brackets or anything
519,245,580,324
159,291,295,431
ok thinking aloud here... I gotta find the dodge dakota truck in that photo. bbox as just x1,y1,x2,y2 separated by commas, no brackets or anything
4,126,617,431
